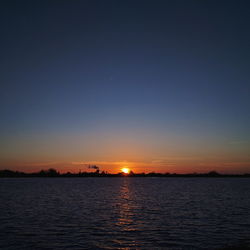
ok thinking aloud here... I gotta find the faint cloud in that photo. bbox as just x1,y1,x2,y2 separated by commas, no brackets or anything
71,161,86,165
229,140,249,145
20,161,63,167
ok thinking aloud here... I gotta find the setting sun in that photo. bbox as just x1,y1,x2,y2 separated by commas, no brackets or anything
121,167,130,174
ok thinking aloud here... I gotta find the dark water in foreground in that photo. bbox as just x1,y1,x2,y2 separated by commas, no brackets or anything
0,178,250,249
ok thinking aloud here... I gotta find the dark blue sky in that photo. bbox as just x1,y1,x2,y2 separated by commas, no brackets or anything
1,0,250,173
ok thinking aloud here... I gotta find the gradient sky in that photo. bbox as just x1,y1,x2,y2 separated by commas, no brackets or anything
1,0,250,174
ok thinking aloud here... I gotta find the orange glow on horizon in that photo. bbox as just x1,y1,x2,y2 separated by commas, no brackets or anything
1,159,250,175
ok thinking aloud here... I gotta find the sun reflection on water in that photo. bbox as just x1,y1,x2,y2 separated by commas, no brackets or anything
113,178,140,248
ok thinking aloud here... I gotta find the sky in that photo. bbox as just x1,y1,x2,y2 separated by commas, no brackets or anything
0,0,250,174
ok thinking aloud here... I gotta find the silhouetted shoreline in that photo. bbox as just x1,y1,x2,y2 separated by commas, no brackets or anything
0,168,249,178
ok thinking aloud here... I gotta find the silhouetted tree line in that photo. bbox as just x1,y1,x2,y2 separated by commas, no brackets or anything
0,168,249,178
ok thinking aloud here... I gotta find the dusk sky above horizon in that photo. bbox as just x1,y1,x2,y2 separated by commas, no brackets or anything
1,0,250,174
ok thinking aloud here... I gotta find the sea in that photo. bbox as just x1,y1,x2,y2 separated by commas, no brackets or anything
0,177,249,249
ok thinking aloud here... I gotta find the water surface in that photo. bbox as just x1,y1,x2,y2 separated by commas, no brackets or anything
0,178,250,249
